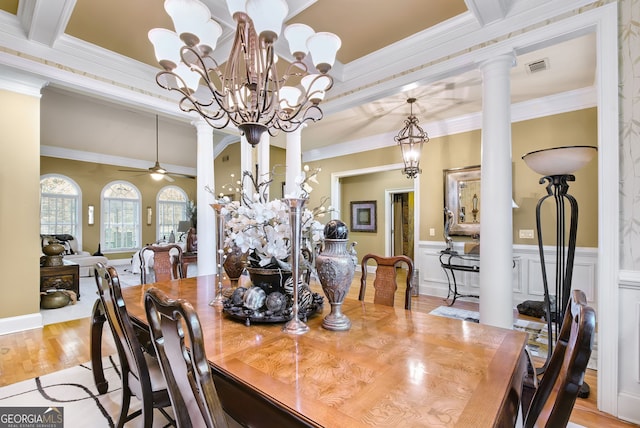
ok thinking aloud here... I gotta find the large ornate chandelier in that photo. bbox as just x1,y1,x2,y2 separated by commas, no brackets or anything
149,0,342,146
395,98,429,179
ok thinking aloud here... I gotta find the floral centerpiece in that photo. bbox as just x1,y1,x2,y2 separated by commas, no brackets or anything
208,166,330,325
212,165,328,272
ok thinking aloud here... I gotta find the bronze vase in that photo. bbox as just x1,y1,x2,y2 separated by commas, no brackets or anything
223,243,246,287
316,237,356,331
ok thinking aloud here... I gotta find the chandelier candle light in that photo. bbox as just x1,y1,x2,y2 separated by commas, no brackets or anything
149,0,342,146
395,98,429,179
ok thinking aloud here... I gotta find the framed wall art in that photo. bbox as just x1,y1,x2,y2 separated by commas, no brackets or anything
350,200,377,233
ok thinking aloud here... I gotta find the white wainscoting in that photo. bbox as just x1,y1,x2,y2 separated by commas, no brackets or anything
415,241,598,311
617,271,640,425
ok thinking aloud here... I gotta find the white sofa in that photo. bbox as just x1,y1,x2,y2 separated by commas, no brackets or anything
41,235,108,277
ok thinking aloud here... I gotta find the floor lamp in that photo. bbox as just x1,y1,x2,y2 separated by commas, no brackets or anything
522,145,597,397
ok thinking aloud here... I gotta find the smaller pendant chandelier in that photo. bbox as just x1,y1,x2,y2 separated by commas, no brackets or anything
395,98,429,179
148,0,342,147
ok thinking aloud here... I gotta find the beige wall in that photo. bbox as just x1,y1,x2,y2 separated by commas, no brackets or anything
213,143,287,200
40,157,198,259
305,108,598,255
0,90,41,319
341,170,411,256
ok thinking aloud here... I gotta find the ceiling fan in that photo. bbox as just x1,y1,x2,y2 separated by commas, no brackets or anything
119,115,195,182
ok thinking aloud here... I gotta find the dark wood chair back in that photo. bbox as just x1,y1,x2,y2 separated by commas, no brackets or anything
93,262,172,427
359,253,414,310
523,289,596,427
140,244,183,284
145,287,229,428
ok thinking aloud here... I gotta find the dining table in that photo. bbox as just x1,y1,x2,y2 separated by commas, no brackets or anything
115,274,527,428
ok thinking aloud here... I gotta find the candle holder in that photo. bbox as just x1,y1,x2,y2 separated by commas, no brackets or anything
282,197,310,335
210,203,226,307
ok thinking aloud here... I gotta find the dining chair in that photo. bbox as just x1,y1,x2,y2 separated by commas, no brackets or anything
139,244,183,284
522,289,596,427
359,253,414,310
144,286,229,428
93,262,174,428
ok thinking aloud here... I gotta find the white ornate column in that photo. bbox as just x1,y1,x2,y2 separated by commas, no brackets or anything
193,118,216,275
478,53,515,329
240,135,253,199
257,133,270,199
285,126,303,196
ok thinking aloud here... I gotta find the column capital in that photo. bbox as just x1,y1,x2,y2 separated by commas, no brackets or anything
477,51,516,71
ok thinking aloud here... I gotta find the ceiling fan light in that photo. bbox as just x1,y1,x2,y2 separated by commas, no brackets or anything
148,28,182,70
284,23,315,59
246,0,288,42
165,0,210,45
151,172,165,181
307,32,341,73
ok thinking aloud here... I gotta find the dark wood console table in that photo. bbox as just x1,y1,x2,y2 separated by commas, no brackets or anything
40,260,80,299
439,250,480,306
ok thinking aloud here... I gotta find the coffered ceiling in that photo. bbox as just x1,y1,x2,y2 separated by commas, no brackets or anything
0,0,595,170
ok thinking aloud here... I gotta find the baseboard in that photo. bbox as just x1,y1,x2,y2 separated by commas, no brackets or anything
0,313,42,336
617,392,640,425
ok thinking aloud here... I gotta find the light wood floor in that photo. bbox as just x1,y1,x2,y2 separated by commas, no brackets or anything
0,274,636,428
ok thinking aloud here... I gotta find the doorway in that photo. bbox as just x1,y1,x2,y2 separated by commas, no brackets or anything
388,190,414,260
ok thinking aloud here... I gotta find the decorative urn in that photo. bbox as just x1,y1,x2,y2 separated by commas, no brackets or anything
315,219,356,331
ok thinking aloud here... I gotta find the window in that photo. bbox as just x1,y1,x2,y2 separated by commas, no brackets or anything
101,181,141,252
40,174,81,239
157,186,189,241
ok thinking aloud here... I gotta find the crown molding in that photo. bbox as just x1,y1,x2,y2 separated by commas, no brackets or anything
304,86,596,162
40,145,197,176
323,0,601,116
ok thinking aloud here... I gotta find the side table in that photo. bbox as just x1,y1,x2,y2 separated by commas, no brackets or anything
40,260,80,300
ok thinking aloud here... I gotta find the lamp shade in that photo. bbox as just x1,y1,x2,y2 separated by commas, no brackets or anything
193,19,222,52
301,74,331,102
247,0,288,40
307,32,341,73
522,145,597,176
226,0,247,16
284,24,315,58
165,0,210,38
148,28,182,69
279,86,301,110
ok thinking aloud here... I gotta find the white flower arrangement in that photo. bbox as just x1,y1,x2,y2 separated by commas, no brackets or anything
207,166,330,270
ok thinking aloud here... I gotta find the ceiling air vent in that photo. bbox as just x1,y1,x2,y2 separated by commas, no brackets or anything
525,58,549,74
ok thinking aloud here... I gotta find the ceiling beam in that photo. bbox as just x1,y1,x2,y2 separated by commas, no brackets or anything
18,0,77,47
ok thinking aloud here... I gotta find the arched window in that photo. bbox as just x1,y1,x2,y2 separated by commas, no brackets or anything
157,186,189,241
40,174,81,240
101,181,141,252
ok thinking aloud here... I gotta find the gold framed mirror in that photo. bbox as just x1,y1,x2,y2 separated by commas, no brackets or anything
444,165,481,236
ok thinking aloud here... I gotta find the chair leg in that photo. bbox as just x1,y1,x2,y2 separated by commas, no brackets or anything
117,388,132,428
142,397,155,428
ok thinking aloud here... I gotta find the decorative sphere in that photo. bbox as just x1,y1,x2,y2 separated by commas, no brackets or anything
324,219,348,239
298,288,313,312
231,287,247,305
243,287,266,310
265,291,287,313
